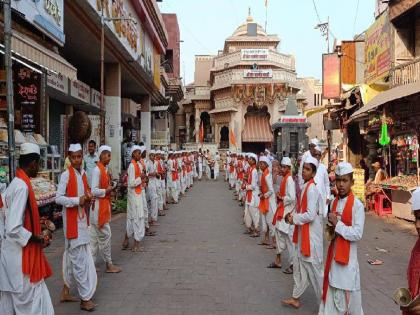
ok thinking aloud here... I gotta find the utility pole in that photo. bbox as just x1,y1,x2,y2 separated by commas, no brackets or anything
4,0,16,180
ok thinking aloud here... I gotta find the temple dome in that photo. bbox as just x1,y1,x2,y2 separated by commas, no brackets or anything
231,12,267,37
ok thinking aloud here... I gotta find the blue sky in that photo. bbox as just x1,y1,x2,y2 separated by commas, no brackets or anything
158,0,375,85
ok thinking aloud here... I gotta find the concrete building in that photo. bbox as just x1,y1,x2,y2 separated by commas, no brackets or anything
182,12,300,153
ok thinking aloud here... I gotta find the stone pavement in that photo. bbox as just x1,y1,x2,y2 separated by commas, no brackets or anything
44,178,417,315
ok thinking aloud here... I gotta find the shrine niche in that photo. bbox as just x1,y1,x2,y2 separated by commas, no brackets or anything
232,83,289,107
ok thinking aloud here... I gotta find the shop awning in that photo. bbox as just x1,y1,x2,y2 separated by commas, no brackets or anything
242,115,273,142
151,105,169,112
350,82,420,121
2,32,77,79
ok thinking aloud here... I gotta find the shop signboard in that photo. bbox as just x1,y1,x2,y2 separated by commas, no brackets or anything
87,0,141,61
243,69,273,79
364,11,392,85
353,168,366,203
241,49,269,61
14,65,41,133
91,88,101,108
280,116,307,123
12,0,65,45
47,72,68,94
322,53,341,99
70,79,90,104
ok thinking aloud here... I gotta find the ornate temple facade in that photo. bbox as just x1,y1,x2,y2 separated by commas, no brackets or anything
181,13,300,152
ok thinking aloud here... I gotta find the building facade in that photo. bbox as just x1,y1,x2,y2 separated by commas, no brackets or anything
181,13,300,153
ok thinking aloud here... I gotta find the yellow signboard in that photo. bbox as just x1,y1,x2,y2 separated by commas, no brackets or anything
353,168,365,204
364,11,392,85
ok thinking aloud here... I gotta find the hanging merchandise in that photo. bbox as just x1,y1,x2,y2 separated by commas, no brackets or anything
379,115,390,146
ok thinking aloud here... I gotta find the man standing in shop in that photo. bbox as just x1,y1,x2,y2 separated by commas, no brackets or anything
90,145,122,273
0,143,54,315
83,140,98,188
56,144,97,311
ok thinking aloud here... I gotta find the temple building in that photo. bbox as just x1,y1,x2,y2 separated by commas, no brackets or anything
180,12,302,153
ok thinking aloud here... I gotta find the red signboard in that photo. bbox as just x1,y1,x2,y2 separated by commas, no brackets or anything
322,53,341,99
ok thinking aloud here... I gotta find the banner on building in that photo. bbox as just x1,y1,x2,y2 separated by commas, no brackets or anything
12,0,65,45
322,53,341,99
243,69,273,79
364,11,392,85
241,49,269,61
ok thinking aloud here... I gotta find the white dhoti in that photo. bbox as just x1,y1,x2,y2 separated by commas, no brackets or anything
0,277,54,315
90,223,113,264
292,256,323,300
62,243,97,301
244,204,252,229
275,229,295,266
248,205,260,230
142,191,149,229
319,285,363,315
126,218,145,242
147,181,159,221
157,184,164,210
198,165,203,180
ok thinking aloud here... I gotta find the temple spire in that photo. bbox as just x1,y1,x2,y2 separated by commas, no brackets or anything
247,7,253,22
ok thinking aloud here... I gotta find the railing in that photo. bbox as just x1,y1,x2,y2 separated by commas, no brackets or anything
151,130,169,145
391,57,420,87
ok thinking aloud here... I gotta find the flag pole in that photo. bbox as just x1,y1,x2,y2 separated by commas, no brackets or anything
265,0,268,32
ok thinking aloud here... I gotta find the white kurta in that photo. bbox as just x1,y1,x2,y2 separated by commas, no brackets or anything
246,167,260,228
314,163,331,218
291,181,323,300
146,160,159,221
56,168,97,301
0,178,54,315
90,166,113,264
319,196,365,315
214,155,220,180
259,172,276,234
298,150,311,189
126,162,145,242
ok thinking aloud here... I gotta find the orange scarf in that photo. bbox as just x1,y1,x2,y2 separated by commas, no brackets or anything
131,160,142,195
246,166,255,203
237,161,244,180
171,159,178,181
66,167,90,239
16,168,52,283
272,172,290,225
156,159,164,174
292,178,314,257
97,162,111,227
259,168,270,214
322,192,354,302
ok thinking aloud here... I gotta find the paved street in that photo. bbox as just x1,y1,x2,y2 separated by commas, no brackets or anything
44,178,417,315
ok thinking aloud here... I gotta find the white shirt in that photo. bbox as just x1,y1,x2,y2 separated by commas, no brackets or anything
329,195,365,291
314,162,331,217
0,178,32,292
56,168,90,248
276,175,296,234
246,167,260,207
126,161,144,220
298,150,312,189
293,181,323,264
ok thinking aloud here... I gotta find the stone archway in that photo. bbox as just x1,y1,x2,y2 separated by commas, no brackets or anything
220,126,229,149
189,114,195,141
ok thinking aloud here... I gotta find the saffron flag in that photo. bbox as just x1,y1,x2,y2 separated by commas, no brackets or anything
229,129,237,147
199,121,204,143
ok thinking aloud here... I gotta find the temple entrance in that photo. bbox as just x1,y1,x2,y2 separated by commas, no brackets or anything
189,115,195,141
200,111,211,142
220,126,229,149
241,105,273,154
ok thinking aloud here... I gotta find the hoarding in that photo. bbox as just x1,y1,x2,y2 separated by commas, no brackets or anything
322,53,341,99
364,11,392,84
12,0,65,45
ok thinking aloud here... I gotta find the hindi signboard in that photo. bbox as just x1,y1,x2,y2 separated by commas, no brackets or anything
241,49,269,61
353,168,366,204
243,69,273,79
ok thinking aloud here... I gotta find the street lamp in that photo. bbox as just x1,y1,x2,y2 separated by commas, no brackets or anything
99,12,137,144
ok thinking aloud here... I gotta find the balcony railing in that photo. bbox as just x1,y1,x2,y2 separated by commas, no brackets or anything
391,57,420,87
151,130,170,146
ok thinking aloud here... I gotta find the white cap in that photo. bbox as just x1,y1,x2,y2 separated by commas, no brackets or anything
98,145,111,156
281,157,292,167
20,142,40,155
412,188,420,211
149,150,156,154
310,138,319,146
68,143,82,152
248,153,258,162
139,146,147,153
304,155,319,168
335,162,353,176
314,145,322,153
264,149,270,154
259,156,270,165
130,145,141,156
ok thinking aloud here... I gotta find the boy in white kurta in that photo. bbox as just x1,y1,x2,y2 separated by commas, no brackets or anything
258,156,276,246
122,145,145,252
313,146,331,218
319,162,365,315
0,143,54,315
147,151,159,224
282,156,323,309
56,144,97,311
245,154,260,237
90,145,122,273
269,157,296,271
